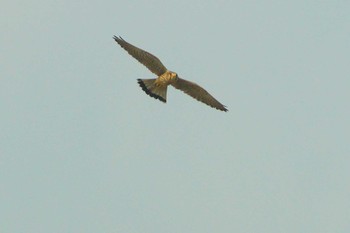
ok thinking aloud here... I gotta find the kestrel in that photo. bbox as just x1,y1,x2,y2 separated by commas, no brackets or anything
113,36,228,112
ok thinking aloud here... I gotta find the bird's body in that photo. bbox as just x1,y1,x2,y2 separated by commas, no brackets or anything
137,70,178,103
113,36,228,112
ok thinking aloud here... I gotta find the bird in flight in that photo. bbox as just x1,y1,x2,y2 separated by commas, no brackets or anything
113,36,228,112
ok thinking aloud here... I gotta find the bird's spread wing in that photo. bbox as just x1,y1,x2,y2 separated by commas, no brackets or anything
113,36,168,76
171,78,228,112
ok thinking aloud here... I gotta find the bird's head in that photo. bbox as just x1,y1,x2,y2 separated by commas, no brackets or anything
169,71,178,81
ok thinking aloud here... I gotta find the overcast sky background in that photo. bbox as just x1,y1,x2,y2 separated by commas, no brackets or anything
1,1,350,232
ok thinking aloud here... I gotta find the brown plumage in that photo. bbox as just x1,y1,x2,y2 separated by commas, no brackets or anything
113,36,228,112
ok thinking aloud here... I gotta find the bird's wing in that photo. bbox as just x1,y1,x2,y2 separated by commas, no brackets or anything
171,78,228,112
113,36,168,76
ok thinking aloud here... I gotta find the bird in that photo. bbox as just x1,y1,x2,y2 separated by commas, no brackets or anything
113,36,228,112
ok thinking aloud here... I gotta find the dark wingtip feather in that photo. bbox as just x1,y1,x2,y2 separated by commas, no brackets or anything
113,35,121,42
221,107,228,112
137,79,166,103
221,105,228,112
113,35,126,44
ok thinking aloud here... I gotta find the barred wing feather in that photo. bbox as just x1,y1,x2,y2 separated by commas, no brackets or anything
171,78,228,112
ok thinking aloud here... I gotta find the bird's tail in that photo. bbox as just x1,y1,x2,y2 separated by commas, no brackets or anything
137,79,167,103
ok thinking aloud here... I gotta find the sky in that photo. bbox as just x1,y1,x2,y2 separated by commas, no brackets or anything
1,0,350,232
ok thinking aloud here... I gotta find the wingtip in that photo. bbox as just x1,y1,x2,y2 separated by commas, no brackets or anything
113,35,124,42
213,105,228,112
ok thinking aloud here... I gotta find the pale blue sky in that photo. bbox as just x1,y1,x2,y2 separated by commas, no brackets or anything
1,0,350,232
